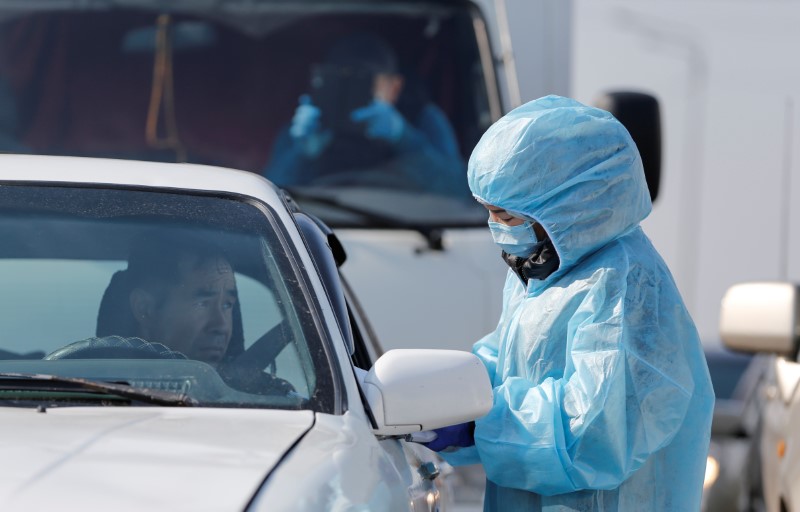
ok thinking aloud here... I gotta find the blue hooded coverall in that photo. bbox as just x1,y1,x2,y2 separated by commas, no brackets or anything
442,96,715,511
263,102,467,198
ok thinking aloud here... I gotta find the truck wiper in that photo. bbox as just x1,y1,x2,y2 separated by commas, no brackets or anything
285,187,409,227
284,187,445,250
0,372,198,407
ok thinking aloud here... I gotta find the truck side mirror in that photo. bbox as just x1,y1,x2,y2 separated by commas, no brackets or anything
595,91,662,202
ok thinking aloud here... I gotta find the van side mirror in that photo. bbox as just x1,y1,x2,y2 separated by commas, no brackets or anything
595,91,662,202
719,282,800,357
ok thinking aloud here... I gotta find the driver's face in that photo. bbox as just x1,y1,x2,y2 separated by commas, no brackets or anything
144,256,238,365
373,73,404,104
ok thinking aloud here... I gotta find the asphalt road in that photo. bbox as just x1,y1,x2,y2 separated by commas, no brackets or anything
449,465,485,512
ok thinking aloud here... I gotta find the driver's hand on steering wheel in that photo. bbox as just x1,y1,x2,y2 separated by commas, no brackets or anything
217,362,296,396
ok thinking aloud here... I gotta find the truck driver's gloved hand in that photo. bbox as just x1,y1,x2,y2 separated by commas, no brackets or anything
289,95,331,157
350,99,405,143
289,95,321,139
416,422,476,452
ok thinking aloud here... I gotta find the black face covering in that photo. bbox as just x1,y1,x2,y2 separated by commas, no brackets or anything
501,236,560,285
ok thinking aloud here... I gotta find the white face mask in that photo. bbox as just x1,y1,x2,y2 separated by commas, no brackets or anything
488,220,539,257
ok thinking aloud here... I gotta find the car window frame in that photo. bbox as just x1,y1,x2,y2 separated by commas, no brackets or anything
0,180,346,414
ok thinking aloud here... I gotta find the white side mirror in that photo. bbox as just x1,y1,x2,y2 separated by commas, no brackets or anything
362,349,493,436
720,282,799,356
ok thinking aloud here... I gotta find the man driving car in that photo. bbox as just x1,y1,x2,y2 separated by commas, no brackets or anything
92,232,244,366
126,236,238,366
43,232,294,396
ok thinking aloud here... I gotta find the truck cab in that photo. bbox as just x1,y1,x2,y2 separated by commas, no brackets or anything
0,0,505,350
0,0,659,352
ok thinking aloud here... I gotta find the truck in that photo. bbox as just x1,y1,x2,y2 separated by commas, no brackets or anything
0,0,584,355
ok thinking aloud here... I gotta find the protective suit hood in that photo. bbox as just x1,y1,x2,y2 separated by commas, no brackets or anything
468,95,652,278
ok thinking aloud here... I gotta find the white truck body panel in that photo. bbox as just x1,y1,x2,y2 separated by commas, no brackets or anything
571,0,800,347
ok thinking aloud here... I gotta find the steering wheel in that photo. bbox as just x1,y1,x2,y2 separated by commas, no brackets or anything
44,336,187,360
211,321,296,396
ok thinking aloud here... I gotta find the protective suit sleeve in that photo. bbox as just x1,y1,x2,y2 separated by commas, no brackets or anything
474,269,694,495
415,104,461,160
471,270,525,384
262,126,331,187
390,124,467,198
261,127,307,187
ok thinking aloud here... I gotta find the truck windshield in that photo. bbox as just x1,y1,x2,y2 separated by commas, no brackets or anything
0,3,494,227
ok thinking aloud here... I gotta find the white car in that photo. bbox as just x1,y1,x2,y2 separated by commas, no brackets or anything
719,282,800,512
0,154,492,511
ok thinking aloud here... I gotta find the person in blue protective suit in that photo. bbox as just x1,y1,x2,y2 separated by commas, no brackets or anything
262,33,468,198
0,76,29,153
421,95,715,511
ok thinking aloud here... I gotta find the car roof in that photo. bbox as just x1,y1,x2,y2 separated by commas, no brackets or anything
0,154,283,206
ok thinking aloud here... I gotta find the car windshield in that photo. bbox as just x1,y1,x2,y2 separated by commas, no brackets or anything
0,185,336,411
0,3,492,228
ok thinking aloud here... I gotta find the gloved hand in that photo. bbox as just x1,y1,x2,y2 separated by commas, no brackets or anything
288,95,331,157
350,100,405,143
417,422,475,452
289,95,321,139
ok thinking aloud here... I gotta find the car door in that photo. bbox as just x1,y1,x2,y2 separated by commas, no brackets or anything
344,274,455,511
292,208,455,510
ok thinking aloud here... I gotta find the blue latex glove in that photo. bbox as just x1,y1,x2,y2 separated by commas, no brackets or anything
350,100,405,143
288,95,331,157
289,95,321,139
419,422,475,452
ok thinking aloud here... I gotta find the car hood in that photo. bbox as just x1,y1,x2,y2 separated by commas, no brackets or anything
0,406,314,511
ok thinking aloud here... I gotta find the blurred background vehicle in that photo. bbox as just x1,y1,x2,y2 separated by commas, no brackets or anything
0,0,645,354
0,0,508,352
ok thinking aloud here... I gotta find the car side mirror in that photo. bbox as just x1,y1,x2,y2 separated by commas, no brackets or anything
594,91,662,202
719,282,800,357
362,349,493,436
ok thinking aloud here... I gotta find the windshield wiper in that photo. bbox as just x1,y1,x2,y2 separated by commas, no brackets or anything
0,372,198,407
284,187,445,250
285,187,410,227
